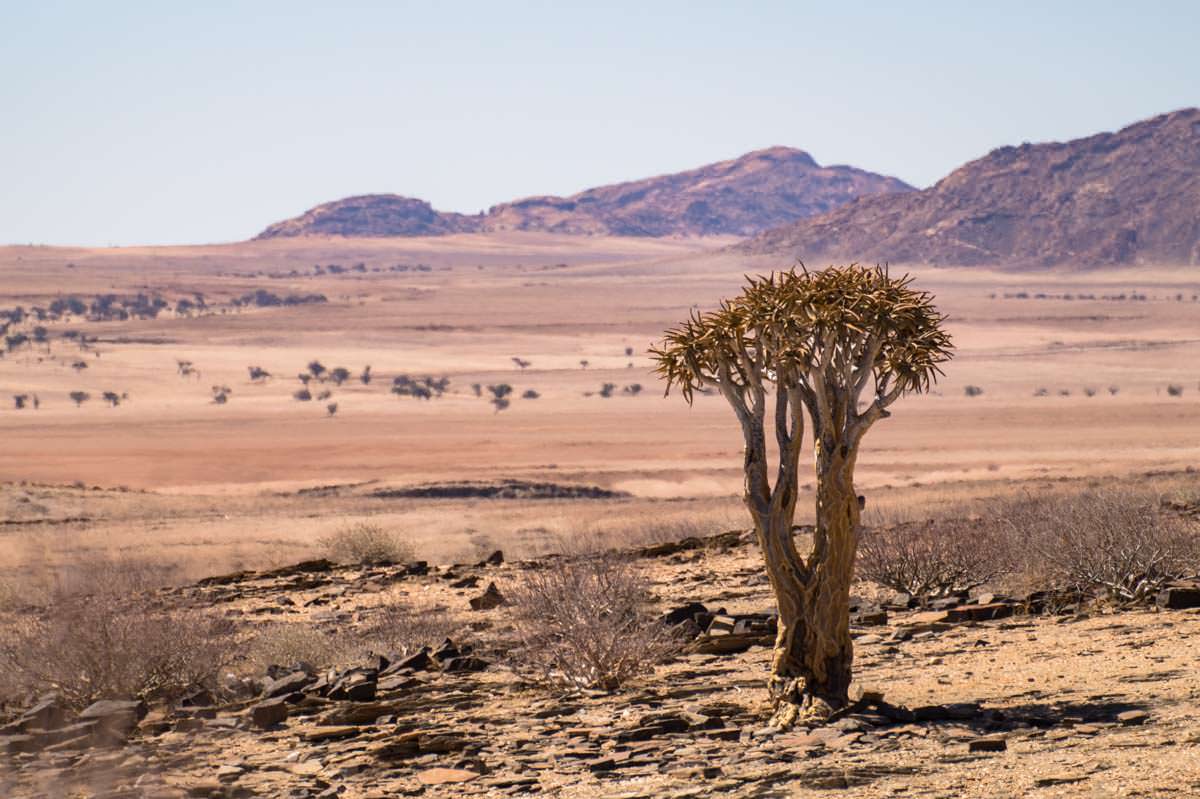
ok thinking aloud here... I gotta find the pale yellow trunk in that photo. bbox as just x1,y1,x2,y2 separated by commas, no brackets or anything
758,455,858,727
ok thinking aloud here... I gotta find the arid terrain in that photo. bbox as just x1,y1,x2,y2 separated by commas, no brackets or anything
3,229,1200,797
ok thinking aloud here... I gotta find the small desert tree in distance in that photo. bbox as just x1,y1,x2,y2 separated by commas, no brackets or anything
69,390,90,407
652,264,952,726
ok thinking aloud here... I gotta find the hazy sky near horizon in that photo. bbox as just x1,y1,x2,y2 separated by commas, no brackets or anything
3,1,1198,246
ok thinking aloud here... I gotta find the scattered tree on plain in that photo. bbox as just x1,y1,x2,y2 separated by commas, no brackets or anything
326,402,338,417
69,391,90,407
329,367,351,386
652,264,952,726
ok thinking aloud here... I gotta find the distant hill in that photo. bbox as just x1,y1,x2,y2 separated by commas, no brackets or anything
482,147,913,237
255,195,482,239
253,148,912,240
743,109,1200,267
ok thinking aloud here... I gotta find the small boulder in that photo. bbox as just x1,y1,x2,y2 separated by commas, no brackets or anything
968,735,1007,752
469,582,505,611
78,699,147,745
262,670,316,699
1117,710,1149,726
248,698,288,729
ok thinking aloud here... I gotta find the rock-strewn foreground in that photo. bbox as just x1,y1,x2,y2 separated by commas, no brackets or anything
744,108,1200,267
254,148,912,239
4,530,1200,798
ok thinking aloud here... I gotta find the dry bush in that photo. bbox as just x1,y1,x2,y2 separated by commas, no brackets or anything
856,518,1010,600
248,624,356,673
994,488,1200,603
320,522,415,565
249,596,455,673
357,598,457,658
0,560,235,710
507,555,681,691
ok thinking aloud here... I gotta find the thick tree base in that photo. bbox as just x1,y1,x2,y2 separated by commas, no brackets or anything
768,677,848,729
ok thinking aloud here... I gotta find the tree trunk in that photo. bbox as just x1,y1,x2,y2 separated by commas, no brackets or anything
761,453,859,727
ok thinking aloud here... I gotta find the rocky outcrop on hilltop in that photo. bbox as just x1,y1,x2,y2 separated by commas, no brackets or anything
483,147,912,237
255,195,484,239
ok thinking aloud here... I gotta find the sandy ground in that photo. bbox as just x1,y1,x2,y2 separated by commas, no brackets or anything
2,233,1200,574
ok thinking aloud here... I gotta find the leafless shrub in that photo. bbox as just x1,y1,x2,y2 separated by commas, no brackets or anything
0,560,235,709
507,555,681,691
250,597,455,673
320,522,415,565
856,518,1011,600
358,598,456,658
995,488,1200,603
249,624,353,673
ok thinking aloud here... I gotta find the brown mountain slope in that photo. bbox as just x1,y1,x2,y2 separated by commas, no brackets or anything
482,147,913,236
253,148,912,240
743,109,1200,267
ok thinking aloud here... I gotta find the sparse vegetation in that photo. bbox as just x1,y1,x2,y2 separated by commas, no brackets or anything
507,555,681,692
0,560,236,710
963,385,984,397
68,390,89,407
857,518,1010,601
1167,383,1184,397
320,523,415,565
996,488,1200,604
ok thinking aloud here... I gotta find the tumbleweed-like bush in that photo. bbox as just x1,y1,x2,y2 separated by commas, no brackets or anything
507,555,681,692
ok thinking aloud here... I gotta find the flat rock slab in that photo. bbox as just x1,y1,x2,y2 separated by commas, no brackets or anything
418,767,480,785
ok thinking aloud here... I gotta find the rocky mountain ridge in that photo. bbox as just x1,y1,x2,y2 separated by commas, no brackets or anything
743,108,1200,267
254,147,913,240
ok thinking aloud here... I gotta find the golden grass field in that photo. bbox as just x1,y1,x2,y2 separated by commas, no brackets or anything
3,233,1200,580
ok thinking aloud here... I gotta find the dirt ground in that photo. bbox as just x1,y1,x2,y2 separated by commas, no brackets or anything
3,234,1200,797
2,234,1200,574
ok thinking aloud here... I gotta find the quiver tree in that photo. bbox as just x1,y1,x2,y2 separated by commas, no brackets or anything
652,264,952,726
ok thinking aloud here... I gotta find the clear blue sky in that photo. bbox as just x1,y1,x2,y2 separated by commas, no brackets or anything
3,1,1197,246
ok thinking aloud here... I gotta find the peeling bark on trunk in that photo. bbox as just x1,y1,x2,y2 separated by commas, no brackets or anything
756,449,859,727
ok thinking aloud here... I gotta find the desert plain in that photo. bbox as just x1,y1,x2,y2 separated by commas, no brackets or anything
2,234,1200,797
